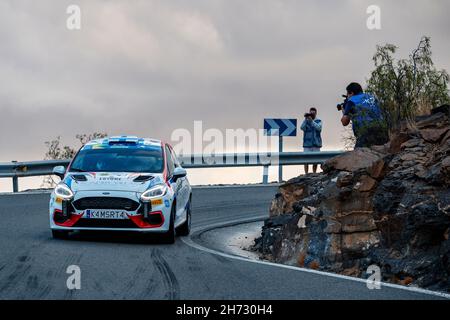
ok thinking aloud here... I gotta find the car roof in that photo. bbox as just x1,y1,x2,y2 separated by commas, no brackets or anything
82,136,163,150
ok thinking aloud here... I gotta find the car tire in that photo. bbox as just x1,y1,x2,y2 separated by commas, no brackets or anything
52,229,69,239
176,197,191,236
160,204,176,244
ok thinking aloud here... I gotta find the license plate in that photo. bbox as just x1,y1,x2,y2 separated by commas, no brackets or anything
84,209,128,220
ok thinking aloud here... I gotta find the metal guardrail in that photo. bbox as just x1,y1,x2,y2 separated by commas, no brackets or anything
179,151,342,168
0,151,343,192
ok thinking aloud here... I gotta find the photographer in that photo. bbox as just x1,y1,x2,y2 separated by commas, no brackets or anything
338,82,388,148
300,107,322,174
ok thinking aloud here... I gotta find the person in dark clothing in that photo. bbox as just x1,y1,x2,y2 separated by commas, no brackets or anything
340,82,389,148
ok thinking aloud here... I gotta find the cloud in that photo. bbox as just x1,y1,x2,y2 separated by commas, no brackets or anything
0,0,449,168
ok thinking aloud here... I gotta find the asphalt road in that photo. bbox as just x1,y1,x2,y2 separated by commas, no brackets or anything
0,186,446,299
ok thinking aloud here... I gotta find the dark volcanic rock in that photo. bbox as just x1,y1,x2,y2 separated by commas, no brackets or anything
431,104,450,116
253,107,450,292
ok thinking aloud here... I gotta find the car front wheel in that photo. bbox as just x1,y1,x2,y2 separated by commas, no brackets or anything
160,204,176,244
176,198,191,236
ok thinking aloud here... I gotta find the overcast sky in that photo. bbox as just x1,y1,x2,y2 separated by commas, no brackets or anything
1,0,449,189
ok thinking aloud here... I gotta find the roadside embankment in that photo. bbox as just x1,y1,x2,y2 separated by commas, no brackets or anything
253,105,450,292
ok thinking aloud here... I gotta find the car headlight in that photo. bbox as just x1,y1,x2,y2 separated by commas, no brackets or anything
140,184,168,201
54,183,74,200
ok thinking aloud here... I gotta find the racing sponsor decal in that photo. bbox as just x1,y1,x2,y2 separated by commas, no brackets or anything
164,199,170,208
151,198,163,206
89,173,129,185
64,175,73,188
98,176,122,182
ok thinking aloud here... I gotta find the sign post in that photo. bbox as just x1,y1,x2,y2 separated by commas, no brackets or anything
264,118,297,183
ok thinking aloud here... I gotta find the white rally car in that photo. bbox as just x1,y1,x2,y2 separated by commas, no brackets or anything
49,136,192,243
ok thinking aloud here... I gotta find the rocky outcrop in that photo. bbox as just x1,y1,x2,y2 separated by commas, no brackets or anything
253,105,450,291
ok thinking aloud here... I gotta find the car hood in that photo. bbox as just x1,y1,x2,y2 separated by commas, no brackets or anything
63,172,165,193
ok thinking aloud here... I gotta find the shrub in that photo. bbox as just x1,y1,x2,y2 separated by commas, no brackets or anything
366,36,450,132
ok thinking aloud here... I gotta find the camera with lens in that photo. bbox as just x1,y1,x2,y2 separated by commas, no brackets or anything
337,94,348,111
304,112,313,118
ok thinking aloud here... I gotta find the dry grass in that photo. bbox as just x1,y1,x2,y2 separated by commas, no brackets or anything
396,276,414,286
415,98,435,117
309,260,320,270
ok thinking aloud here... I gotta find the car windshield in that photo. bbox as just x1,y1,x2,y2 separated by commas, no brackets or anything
69,147,164,173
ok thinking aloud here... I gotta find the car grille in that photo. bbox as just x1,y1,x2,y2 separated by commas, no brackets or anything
73,219,137,229
73,197,140,211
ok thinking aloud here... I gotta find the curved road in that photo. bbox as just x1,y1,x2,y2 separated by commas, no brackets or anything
0,186,446,299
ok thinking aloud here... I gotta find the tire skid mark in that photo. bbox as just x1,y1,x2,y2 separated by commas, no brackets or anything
26,275,38,290
143,277,157,299
210,252,232,264
151,249,180,300
186,256,201,272
120,249,158,299
37,285,52,299
122,264,146,297
1,244,55,299
64,252,83,266
64,288,74,300
22,264,53,299
94,280,104,293
0,252,33,293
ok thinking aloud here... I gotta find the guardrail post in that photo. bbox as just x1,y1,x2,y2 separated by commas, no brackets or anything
12,176,18,193
12,160,18,193
278,136,283,183
262,165,269,184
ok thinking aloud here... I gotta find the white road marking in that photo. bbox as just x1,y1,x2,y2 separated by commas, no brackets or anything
181,216,450,300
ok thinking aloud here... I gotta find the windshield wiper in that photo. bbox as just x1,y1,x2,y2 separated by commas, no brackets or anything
69,167,87,172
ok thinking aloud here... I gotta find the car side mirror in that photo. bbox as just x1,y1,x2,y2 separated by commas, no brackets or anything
173,166,187,181
52,166,66,179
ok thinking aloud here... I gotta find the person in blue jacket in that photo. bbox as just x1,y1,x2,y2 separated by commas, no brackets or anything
340,82,388,148
301,107,322,174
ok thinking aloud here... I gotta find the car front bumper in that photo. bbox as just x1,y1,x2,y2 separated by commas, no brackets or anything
49,190,172,233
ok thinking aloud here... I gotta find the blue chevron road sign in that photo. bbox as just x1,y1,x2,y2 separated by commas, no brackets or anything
264,118,297,136
263,118,297,183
